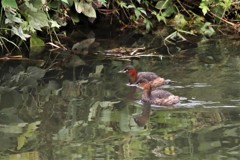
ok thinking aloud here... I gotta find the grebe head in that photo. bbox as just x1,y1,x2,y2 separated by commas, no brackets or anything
135,78,151,90
119,65,138,83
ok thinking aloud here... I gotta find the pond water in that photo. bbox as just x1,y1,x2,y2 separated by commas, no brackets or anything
0,34,240,160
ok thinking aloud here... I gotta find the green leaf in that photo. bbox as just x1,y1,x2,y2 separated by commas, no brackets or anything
2,0,18,9
164,5,176,17
200,22,215,37
156,14,166,23
20,4,49,31
30,34,45,47
25,2,38,12
11,26,30,40
155,0,170,10
144,18,152,31
74,1,83,13
117,1,127,8
174,13,187,28
5,11,23,24
49,20,60,28
134,8,142,20
74,1,96,18
199,2,210,15
28,11,49,30
82,2,96,18
61,0,69,4
220,0,232,10
127,4,135,9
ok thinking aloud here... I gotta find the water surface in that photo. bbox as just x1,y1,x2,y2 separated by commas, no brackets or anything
0,37,240,160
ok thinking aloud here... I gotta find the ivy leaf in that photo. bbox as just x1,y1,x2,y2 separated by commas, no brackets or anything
134,8,141,20
144,18,152,31
155,0,170,11
75,1,96,18
164,5,176,17
30,34,45,47
173,13,187,28
61,0,69,4
2,0,18,9
156,14,166,23
74,1,83,13
49,20,60,28
82,2,96,18
199,2,210,15
25,2,38,12
20,3,49,31
117,1,127,8
127,4,135,9
200,22,215,37
5,11,22,24
11,26,30,40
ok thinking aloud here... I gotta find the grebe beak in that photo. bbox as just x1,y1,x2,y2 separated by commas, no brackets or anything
118,69,127,73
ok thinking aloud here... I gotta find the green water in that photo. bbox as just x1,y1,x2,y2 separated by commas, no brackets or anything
0,38,240,160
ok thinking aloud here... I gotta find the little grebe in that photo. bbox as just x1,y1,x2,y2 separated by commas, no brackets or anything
119,65,165,88
135,78,180,106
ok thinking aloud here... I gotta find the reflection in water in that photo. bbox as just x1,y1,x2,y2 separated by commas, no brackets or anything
133,104,151,127
0,38,240,159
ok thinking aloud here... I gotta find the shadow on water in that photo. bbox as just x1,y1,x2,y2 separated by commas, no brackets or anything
0,35,240,159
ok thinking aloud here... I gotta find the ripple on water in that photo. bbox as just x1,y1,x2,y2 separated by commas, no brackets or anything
134,98,234,109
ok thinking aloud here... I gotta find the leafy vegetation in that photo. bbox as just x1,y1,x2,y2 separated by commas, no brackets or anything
0,0,239,54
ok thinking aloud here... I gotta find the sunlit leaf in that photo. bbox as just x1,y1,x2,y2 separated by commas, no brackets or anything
117,1,127,8
2,0,18,9
155,0,170,10
134,8,141,20
200,22,215,37
75,1,96,18
5,11,22,24
74,1,83,13
156,14,166,23
49,20,60,28
11,26,30,40
61,0,69,4
220,0,232,10
127,4,135,9
199,2,210,15
82,2,97,18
